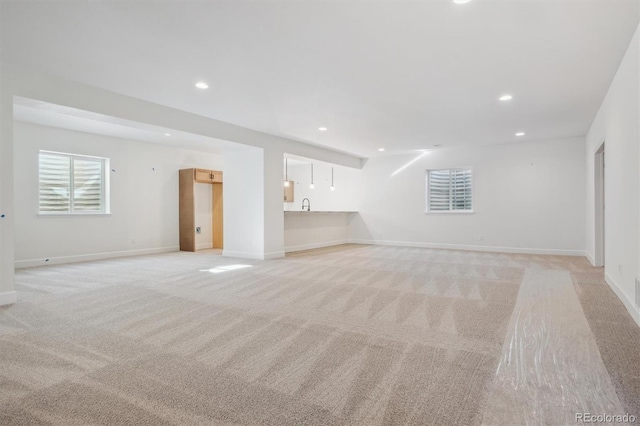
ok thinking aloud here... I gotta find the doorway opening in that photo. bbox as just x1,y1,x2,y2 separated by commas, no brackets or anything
594,142,605,267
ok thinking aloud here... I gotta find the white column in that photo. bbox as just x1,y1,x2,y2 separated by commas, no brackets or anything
221,146,285,260
222,147,266,259
0,63,17,305
263,147,285,259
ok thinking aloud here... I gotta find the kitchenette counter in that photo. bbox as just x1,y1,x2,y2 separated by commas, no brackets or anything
283,211,358,252
284,211,357,214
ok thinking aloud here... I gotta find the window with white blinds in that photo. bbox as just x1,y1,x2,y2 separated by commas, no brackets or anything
39,151,109,214
426,168,473,212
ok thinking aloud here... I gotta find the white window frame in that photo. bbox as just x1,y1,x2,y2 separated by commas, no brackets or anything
38,150,111,216
425,167,474,214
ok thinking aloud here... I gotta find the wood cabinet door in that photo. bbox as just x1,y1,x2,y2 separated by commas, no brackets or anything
284,181,294,202
194,168,213,183
212,171,223,183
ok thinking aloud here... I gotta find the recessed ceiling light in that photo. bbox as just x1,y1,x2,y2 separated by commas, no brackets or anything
195,82,209,89
378,148,385,152
499,94,513,101
164,133,171,136
453,0,472,4
318,127,327,131
515,132,525,136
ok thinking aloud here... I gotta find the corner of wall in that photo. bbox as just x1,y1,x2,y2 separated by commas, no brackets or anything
604,272,640,328
0,291,17,306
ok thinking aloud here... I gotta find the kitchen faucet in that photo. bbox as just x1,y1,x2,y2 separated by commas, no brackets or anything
302,198,310,211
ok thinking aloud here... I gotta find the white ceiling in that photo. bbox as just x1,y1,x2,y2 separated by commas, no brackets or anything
2,0,638,158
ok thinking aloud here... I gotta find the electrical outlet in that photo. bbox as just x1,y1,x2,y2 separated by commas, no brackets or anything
196,227,202,234
618,264,623,274
478,235,484,241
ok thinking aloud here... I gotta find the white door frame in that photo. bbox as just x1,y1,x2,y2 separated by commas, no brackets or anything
594,142,605,267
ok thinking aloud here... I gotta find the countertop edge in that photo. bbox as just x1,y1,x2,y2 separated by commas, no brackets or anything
284,211,358,214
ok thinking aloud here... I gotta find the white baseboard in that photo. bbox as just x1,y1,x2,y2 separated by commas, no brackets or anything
585,251,596,266
284,239,349,253
348,239,586,257
222,250,263,260
15,246,179,268
222,250,284,260
604,273,640,328
196,243,214,250
264,251,286,260
0,291,17,306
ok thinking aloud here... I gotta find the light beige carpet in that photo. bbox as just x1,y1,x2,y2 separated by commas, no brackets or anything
0,245,637,425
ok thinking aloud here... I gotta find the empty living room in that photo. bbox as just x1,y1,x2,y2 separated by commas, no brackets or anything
1,0,640,425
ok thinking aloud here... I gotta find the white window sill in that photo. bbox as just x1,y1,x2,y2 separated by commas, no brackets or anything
38,213,111,217
425,210,475,214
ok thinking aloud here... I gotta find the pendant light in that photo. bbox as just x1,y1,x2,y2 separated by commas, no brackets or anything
284,158,290,187
330,167,335,191
309,163,314,189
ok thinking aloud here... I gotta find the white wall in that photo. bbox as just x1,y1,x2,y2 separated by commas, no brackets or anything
283,162,361,212
350,138,586,255
585,25,640,326
13,122,222,266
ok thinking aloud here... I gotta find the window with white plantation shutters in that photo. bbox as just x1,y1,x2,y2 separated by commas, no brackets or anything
426,168,472,212
39,151,109,214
